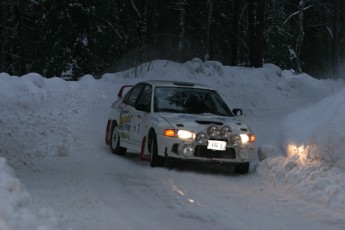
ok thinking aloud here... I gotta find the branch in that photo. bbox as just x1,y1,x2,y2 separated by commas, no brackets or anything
283,5,313,24
130,0,141,19
103,19,123,40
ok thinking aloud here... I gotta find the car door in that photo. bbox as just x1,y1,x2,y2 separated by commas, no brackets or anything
119,83,145,146
131,84,152,146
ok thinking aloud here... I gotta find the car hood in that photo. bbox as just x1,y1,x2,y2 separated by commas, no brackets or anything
158,113,251,134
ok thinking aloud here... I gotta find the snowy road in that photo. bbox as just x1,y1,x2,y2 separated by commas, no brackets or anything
16,146,343,230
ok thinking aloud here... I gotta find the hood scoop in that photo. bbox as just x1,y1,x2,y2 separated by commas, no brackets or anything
195,120,223,125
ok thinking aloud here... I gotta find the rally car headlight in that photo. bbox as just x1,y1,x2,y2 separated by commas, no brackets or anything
240,134,255,144
177,130,195,139
208,125,220,138
164,129,195,139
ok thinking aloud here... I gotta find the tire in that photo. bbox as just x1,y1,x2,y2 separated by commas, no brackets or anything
149,131,164,167
110,122,126,155
235,162,249,174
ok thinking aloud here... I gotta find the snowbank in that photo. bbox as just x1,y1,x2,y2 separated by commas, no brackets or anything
258,88,345,210
0,157,58,230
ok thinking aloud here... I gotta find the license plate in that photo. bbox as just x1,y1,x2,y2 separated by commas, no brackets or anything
207,140,226,151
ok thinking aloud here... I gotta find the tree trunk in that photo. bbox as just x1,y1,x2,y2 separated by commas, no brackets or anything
248,0,264,68
331,0,339,78
205,0,213,61
295,0,305,73
231,0,240,66
1,0,10,71
253,0,265,67
177,0,186,61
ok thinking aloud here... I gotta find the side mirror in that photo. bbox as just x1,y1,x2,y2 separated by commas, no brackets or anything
232,108,243,116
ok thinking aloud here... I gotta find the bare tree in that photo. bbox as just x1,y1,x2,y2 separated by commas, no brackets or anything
248,0,265,67
295,0,305,72
174,0,187,61
284,0,313,73
205,0,214,61
331,0,340,78
1,0,11,71
231,0,240,66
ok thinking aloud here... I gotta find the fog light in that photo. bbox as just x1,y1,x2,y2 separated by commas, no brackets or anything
208,125,220,138
196,132,207,145
238,149,249,160
220,126,232,138
182,144,194,157
230,135,241,147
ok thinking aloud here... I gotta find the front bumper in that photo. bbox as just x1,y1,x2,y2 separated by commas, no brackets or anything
158,135,255,163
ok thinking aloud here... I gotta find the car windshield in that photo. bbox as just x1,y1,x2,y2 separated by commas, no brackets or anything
154,87,233,116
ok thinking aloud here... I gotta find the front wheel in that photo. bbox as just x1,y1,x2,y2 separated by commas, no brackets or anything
149,132,164,167
235,162,249,174
110,122,126,155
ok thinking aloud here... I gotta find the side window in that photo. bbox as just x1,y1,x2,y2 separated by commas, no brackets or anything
123,84,145,106
136,85,152,112
123,88,133,103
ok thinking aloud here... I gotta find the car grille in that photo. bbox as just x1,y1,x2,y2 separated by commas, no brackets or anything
194,146,236,159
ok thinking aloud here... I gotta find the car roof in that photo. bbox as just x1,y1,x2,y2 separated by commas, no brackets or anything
139,80,212,90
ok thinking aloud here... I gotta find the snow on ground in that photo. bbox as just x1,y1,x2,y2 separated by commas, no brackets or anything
1,59,345,229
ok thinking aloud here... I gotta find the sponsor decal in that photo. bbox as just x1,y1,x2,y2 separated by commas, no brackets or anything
119,110,132,131
121,132,130,140
118,103,127,110
150,116,160,124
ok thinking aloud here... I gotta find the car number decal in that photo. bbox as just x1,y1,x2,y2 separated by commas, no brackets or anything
133,112,144,138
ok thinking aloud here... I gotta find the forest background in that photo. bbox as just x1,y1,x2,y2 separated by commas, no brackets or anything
1,0,344,80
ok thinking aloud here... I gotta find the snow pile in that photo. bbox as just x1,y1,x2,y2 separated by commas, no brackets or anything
0,72,114,229
0,157,58,230
0,73,75,167
258,88,345,210
284,89,345,167
0,73,71,229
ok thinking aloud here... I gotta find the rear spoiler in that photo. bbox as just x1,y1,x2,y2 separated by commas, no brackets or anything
118,85,133,99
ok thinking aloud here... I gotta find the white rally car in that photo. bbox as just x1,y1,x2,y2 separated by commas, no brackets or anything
105,81,255,174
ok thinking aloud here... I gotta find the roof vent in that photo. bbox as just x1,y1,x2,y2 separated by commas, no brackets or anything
173,82,194,87
195,120,223,125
